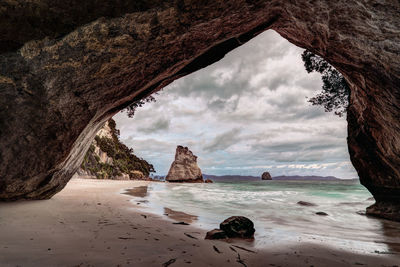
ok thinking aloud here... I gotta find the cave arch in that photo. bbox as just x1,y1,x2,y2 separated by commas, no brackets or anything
0,1,399,220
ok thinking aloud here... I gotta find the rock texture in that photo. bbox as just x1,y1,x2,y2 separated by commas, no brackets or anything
0,1,399,221
261,172,272,180
166,146,203,183
205,229,228,240
366,202,400,222
205,216,255,240
220,216,255,239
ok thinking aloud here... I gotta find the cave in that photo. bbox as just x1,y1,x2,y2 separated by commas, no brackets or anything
0,0,399,221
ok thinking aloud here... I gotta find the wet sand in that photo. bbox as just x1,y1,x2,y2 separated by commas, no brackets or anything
123,186,149,198
163,207,198,224
0,178,399,266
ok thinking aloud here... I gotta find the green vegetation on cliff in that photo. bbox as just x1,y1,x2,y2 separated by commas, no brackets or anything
302,50,350,117
80,119,155,179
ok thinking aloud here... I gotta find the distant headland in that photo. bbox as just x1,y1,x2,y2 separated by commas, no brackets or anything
203,174,343,182
152,173,349,182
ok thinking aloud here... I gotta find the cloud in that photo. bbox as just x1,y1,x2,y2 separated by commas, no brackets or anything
204,128,242,152
113,30,357,179
137,118,170,133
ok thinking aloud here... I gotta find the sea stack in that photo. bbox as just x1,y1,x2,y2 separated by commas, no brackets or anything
261,171,272,180
166,146,203,183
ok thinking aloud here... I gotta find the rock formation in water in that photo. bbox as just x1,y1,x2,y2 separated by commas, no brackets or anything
78,119,155,180
166,146,203,183
261,172,272,180
0,1,399,221
297,201,317,207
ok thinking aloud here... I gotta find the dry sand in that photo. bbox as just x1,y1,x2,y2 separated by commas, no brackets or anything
0,178,399,267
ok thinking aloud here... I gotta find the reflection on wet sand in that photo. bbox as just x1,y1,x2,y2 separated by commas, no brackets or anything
379,219,400,253
123,186,148,197
164,207,198,224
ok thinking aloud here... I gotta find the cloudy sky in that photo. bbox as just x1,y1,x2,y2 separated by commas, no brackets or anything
113,30,358,179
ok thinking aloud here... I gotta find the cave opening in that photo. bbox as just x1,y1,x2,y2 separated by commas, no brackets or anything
78,29,400,253
91,30,399,251
111,30,357,181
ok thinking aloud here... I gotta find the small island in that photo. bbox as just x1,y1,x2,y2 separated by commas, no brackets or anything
261,171,272,180
165,146,204,183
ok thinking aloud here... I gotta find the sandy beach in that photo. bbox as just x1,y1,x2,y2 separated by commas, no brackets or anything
1,178,399,267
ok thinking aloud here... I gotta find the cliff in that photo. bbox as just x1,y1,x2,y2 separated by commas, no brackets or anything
78,119,155,180
166,146,203,183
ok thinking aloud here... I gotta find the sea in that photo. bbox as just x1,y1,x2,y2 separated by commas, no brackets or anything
126,179,400,255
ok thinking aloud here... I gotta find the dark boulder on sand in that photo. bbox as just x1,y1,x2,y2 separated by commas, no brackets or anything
205,216,255,240
204,179,213,183
220,216,255,238
205,229,227,240
315,212,328,216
